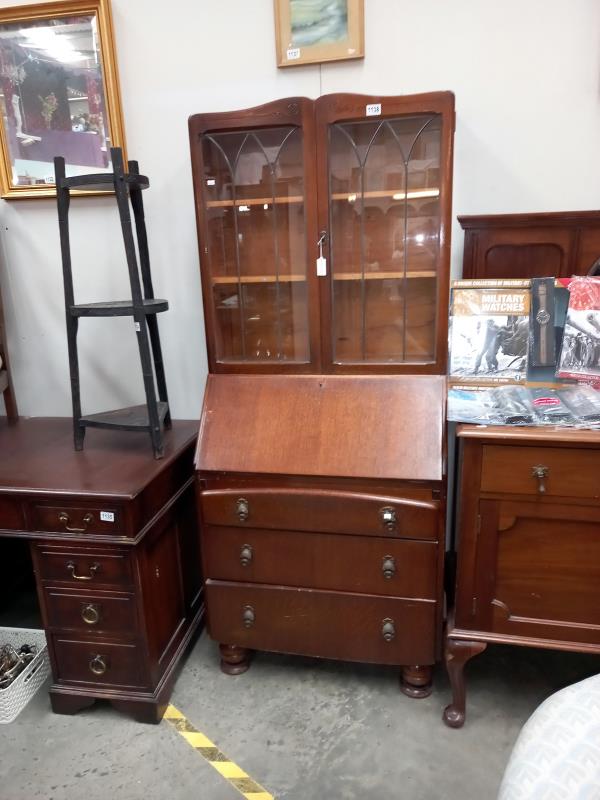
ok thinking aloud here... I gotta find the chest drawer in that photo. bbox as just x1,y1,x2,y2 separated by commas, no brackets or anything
203,526,437,598
201,488,439,540
33,544,133,588
206,581,436,665
43,587,138,636
29,502,125,536
50,636,147,688
481,445,600,499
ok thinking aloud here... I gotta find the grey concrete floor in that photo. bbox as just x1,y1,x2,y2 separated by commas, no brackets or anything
0,629,597,800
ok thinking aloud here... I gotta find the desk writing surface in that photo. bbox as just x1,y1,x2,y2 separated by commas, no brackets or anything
197,374,445,482
0,417,197,498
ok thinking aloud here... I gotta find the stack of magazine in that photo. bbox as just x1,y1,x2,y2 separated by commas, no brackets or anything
447,276,600,427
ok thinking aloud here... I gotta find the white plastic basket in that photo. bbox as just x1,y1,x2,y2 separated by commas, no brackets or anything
0,627,50,723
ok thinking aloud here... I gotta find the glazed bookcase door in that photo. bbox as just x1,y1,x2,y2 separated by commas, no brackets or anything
189,98,320,373
315,93,455,374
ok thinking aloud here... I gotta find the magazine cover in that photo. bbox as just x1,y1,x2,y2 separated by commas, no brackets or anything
527,278,571,383
557,276,600,383
449,280,530,384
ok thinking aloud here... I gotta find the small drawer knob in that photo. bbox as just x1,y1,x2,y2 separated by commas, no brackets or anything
382,618,395,642
240,544,253,567
380,506,397,531
89,654,107,675
242,604,255,628
382,555,396,580
81,603,101,625
59,512,94,533
236,498,249,522
531,465,549,494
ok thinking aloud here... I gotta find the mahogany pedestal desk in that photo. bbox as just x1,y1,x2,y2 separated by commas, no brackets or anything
444,424,600,728
0,417,203,723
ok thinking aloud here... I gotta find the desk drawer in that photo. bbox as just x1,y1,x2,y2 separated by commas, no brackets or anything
206,581,436,665
43,587,138,635
29,502,125,536
51,636,146,688
34,544,133,588
204,527,437,598
201,489,439,540
481,445,600,499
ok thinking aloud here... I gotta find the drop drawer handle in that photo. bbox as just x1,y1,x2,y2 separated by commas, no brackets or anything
236,498,249,522
382,556,396,579
67,561,99,581
380,506,397,531
382,618,395,642
81,603,101,625
242,605,255,628
240,544,253,567
59,512,94,533
89,654,107,675
531,464,549,494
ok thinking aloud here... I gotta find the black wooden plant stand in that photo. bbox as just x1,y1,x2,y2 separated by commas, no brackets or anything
54,147,171,459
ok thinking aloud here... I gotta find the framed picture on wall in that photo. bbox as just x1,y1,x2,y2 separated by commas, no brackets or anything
274,0,364,68
0,0,126,199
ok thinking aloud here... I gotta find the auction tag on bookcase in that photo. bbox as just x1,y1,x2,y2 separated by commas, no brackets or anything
100,511,115,523
316,256,327,276
366,103,381,117
134,321,140,332
287,48,301,60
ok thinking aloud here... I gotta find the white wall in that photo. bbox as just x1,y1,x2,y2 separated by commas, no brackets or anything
1,0,599,419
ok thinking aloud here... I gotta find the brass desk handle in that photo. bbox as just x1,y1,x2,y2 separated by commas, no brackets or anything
81,603,101,625
67,561,99,581
382,556,396,580
380,506,397,531
242,605,255,628
89,655,107,675
240,544,253,567
382,618,395,642
531,465,549,494
59,512,93,533
236,498,249,522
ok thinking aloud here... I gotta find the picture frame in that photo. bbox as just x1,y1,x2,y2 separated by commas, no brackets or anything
274,0,364,68
0,0,126,199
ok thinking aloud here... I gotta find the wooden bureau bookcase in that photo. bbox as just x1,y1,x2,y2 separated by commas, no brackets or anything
190,92,455,696
444,425,600,727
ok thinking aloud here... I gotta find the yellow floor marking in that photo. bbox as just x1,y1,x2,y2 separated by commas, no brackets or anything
163,704,275,800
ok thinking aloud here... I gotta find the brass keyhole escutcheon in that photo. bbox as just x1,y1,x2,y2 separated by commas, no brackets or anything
382,556,396,580
81,603,100,625
242,605,255,628
531,464,549,494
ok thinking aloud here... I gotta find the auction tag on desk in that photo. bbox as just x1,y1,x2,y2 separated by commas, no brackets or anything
100,511,115,523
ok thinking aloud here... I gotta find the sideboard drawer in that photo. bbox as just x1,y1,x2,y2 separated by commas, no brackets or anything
481,445,600,499
51,636,147,688
201,489,439,540
206,581,437,665
29,502,125,536
204,527,437,598
34,544,133,588
43,587,138,635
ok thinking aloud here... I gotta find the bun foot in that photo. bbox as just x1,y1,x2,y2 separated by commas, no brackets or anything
219,644,251,675
443,704,465,728
400,664,433,698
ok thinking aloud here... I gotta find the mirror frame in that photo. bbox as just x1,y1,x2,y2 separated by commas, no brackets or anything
0,0,126,199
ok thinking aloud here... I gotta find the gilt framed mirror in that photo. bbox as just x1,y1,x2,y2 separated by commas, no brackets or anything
0,0,125,199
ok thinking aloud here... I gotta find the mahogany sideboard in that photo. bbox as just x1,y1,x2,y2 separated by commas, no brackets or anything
0,417,203,723
444,424,600,728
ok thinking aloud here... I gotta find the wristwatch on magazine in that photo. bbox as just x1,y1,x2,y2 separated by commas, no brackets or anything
531,278,555,366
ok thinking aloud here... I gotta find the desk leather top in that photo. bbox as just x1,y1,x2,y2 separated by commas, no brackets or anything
0,417,198,498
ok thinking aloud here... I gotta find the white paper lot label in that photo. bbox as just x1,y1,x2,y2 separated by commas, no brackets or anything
366,103,381,116
100,511,115,523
